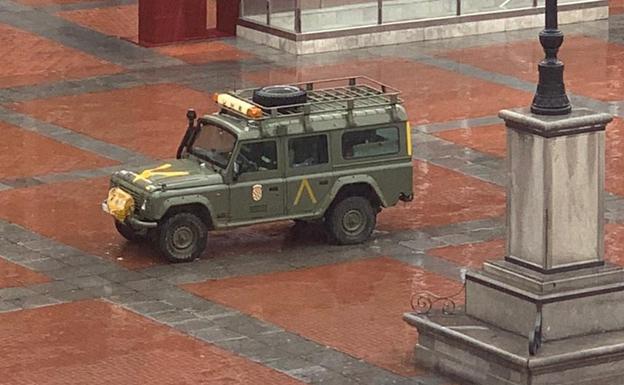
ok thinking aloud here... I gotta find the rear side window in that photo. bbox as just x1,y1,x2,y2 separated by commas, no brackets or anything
342,127,399,159
289,135,329,168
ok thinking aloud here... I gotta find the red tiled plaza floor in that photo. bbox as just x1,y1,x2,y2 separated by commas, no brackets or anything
435,119,624,197
0,300,304,385
244,58,532,125
440,36,624,102
0,177,156,270
606,224,624,266
429,240,506,269
378,161,506,231
57,5,138,43
9,84,216,159
0,258,49,289
183,257,464,376
0,122,117,180
612,0,624,14
155,41,253,64
0,23,123,89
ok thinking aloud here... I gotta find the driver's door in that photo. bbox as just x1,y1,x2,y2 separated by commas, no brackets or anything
228,139,285,223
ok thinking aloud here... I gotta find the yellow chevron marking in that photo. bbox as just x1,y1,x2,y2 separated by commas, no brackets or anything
293,178,317,206
133,164,189,183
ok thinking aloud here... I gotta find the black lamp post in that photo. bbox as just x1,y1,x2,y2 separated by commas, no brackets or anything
531,0,572,115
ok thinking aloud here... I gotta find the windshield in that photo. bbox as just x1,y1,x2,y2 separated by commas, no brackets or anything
189,123,237,169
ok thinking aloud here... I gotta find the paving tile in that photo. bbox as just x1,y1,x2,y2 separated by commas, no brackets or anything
192,325,247,343
0,122,117,181
9,294,60,309
439,35,624,102
243,58,532,125
0,286,37,301
606,223,624,266
57,4,138,42
434,124,506,158
428,240,506,269
0,300,305,384
0,258,50,289
155,40,254,64
0,23,123,88
377,160,506,231
183,257,464,376
9,84,217,159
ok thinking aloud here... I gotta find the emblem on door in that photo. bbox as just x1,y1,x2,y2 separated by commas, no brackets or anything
251,184,263,202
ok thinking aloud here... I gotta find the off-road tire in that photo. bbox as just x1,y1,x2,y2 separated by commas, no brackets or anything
326,196,376,245
252,85,307,107
157,212,207,263
115,221,146,242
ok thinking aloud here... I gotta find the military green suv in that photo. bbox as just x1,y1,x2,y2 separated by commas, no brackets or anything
102,77,414,262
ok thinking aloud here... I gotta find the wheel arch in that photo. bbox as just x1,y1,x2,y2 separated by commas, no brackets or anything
327,176,387,209
324,177,386,218
160,197,215,229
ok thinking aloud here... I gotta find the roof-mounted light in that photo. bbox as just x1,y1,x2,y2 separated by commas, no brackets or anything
214,93,263,119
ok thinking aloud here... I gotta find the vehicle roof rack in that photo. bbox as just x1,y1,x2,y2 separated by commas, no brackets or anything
221,76,402,121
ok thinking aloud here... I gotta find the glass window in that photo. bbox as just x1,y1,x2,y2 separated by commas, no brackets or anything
342,127,399,159
190,124,237,169
289,135,329,168
236,141,278,173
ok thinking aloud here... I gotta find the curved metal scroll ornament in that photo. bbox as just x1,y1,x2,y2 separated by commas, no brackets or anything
410,284,465,316
528,311,543,356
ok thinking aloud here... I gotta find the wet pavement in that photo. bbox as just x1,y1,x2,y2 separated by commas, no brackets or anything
1,0,624,384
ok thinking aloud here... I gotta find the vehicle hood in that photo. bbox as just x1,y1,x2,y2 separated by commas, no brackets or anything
112,159,224,191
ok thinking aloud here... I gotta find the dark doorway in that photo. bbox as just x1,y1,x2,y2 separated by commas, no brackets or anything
139,0,240,46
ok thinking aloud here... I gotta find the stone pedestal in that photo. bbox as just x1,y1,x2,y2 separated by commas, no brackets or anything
404,107,624,385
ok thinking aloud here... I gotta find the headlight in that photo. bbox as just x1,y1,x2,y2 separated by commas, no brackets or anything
106,188,135,221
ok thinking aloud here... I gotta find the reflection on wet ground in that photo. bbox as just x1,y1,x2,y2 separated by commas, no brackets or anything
0,2,624,384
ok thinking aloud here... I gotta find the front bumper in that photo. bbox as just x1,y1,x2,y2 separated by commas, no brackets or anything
101,201,158,229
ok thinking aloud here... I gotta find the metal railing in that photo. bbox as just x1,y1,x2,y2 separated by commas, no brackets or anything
240,0,586,34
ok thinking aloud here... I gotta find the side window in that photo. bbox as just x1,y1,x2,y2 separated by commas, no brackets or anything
342,127,399,160
288,135,329,168
236,140,278,174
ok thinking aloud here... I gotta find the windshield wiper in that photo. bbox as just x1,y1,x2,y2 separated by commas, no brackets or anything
190,147,227,169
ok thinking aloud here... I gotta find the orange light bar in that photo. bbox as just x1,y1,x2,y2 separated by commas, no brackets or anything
214,93,263,119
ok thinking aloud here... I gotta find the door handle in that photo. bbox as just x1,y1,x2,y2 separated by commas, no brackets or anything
319,180,329,185
269,186,279,191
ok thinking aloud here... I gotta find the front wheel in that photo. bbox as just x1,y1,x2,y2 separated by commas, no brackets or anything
157,212,207,263
326,196,376,245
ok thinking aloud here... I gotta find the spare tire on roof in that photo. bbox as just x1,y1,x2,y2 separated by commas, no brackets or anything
252,85,307,107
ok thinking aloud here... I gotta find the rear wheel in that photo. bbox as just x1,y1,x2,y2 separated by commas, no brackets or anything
115,221,146,242
157,212,207,263
326,196,376,245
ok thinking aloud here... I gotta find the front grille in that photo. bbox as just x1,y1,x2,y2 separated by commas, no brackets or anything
112,182,144,214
